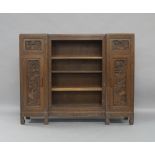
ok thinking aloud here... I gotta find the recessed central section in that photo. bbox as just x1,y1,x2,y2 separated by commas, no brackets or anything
50,40,105,115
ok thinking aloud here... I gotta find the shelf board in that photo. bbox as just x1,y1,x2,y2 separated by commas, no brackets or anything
51,56,102,60
52,71,102,73
49,103,105,117
51,87,102,91
50,103,104,110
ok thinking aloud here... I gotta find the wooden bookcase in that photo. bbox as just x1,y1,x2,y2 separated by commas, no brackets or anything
19,34,134,125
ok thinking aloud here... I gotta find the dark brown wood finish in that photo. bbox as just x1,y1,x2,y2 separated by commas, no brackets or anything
19,34,48,124
19,34,134,125
106,34,134,125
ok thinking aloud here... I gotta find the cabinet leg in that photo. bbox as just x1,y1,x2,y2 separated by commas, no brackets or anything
44,116,48,125
129,114,134,125
105,117,110,125
20,116,25,125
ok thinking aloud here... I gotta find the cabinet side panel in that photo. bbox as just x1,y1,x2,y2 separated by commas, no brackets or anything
19,34,48,117
106,34,134,117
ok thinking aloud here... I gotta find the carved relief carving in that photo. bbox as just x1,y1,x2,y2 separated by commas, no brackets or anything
25,40,42,50
112,40,129,50
27,60,40,106
113,60,127,106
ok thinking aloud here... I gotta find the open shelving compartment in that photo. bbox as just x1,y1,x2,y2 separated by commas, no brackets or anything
49,38,105,117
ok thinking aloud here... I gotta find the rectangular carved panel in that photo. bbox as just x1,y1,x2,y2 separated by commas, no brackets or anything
113,60,128,106
25,40,42,50
112,40,130,50
26,60,40,106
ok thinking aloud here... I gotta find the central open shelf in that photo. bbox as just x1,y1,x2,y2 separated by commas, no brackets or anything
52,73,102,87
50,39,104,113
51,87,102,91
52,59,102,72
51,91,102,105
52,40,102,57
51,56,102,59
52,71,102,73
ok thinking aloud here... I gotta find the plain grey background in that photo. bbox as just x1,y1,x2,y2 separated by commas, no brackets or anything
0,13,155,141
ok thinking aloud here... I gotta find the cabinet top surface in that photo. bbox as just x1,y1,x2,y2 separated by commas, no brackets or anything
20,33,134,36
20,33,135,41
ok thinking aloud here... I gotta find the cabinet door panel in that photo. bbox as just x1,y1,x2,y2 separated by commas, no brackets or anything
22,56,45,112
109,58,130,111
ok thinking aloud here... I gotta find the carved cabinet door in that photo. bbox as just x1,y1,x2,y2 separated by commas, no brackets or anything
106,34,134,115
21,55,44,112
20,34,48,115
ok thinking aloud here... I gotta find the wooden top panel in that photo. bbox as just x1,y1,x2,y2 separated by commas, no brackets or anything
106,33,135,39
49,34,105,40
19,34,104,40
19,33,135,40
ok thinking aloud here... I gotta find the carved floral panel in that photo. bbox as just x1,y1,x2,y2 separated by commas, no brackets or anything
112,40,130,50
113,60,128,106
25,40,42,50
27,60,40,106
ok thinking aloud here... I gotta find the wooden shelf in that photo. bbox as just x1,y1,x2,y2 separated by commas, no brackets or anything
51,56,102,60
51,87,102,91
49,103,105,117
52,71,102,73
50,103,104,110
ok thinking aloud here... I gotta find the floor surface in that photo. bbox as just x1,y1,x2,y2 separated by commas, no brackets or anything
0,104,154,142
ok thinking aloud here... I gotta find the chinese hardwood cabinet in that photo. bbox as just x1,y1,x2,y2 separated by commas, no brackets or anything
19,34,134,125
